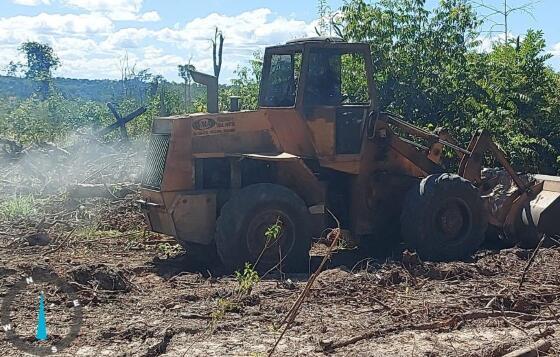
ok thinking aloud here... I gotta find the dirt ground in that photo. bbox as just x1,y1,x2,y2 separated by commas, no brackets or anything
1,143,560,356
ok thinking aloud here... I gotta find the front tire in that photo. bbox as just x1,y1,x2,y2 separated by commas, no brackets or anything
401,173,488,261
215,184,312,273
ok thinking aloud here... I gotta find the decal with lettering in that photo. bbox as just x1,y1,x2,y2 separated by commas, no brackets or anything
192,116,236,136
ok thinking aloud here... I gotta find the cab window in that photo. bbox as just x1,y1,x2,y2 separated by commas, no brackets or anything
304,49,370,106
260,52,302,107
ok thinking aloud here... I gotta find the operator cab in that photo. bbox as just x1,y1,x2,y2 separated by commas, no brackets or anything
259,37,376,156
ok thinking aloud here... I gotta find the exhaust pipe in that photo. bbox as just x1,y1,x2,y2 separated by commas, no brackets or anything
229,96,240,112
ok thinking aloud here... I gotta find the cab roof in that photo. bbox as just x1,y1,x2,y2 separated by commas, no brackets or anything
285,36,345,44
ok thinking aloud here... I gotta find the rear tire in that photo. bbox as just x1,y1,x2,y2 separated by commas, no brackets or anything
215,184,312,273
401,173,488,261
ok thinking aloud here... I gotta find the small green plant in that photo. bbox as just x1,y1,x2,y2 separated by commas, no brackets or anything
156,242,181,256
211,298,239,322
235,262,260,295
75,225,129,239
253,218,286,273
254,218,282,265
336,230,350,249
0,195,36,220
264,218,282,241
74,225,99,238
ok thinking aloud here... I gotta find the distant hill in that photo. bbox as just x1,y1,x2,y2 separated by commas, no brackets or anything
0,76,205,103
0,76,127,102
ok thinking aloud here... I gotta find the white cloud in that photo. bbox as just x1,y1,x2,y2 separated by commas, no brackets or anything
0,13,112,44
139,11,160,22
62,0,141,12
476,33,512,52
0,8,316,81
551,42,560,57
60,0,160,22
102,28,151,49
0,45,22,69
95,8,314,78
549,42,560,69
12,0,50,6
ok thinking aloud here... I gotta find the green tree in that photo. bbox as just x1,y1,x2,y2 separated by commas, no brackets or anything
316,0,333,35
340,0,560,173
341,0,480,125
19,41,60,99
4,61,21,77
469,30,560,172
219,51,263,111
178,62,196,112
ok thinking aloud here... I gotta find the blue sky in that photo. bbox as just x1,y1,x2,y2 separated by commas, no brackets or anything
0,0,559,82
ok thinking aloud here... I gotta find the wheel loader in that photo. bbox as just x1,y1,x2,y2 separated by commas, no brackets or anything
138,37,560,272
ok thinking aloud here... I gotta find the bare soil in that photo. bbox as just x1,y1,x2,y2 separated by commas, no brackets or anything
1,144,559,356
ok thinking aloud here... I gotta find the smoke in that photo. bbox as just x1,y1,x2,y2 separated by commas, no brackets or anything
0,133,147,199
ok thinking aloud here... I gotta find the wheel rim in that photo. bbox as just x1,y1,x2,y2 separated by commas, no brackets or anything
245,209,296,269
435,198,471,242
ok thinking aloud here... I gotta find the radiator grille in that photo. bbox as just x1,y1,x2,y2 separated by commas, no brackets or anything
142,134,170,189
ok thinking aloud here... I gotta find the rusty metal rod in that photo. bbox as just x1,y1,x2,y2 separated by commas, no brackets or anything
384,113,471,155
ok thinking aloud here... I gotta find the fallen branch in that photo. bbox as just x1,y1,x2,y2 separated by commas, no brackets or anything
485,287,508,309
287,228,340,327
322,310,547,352
268,212,341,357
143,327,174,357
532,327,555,341
518,235,546,290
79,160,117,184
67,183,137,199
502,339,551,357
45,228,76,255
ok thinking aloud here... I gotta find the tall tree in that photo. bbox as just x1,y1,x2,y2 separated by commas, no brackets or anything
178,62,196,112
473,0,538,43
341,0,480,125
219,51,263,111
340,0,560,173
19,41,60,99
316,0,332,35
119,51,136,98
4,61,21,77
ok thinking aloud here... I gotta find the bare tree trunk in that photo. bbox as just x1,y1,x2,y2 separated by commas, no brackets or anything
187,80,192,113
184,79,188,113
213,28,224,80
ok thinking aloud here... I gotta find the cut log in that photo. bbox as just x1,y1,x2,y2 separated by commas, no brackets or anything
502,340,552,357
67,183,137,199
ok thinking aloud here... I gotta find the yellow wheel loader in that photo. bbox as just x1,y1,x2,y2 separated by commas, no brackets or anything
138,37,560,272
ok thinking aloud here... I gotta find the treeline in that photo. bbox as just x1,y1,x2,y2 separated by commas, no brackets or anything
338,0,560,174
0,77,208,144
0,81,208,144
0,75,204,104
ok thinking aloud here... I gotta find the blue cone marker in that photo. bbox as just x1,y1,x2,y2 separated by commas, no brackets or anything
36,292,48,341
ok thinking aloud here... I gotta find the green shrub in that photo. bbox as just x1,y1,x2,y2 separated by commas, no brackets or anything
235,263,260,295
0,195,36,220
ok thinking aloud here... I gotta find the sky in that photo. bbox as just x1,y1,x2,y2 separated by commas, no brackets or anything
0,0,559,83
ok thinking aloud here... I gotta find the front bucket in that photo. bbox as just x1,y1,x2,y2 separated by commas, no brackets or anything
522,175,560,236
